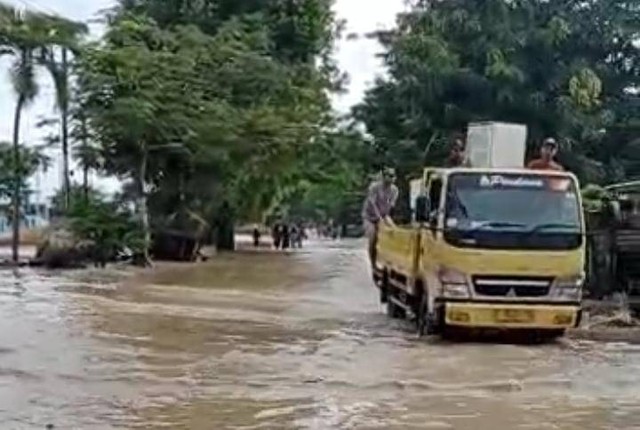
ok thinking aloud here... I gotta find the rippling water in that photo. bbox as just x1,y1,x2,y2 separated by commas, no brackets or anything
1,240,640,429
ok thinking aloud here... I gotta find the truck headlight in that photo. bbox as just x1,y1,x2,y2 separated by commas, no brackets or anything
439,266,470,298
443,284,471,298
554,275,584,301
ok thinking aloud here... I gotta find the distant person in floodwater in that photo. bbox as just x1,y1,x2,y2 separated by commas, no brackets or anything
362,167,399,271
527,137,564,171
290,224,300,249
252,225,261,247
295,224,306,248
272,223,282,249
281,224,291,249
328,219,339,240
298,224,307,247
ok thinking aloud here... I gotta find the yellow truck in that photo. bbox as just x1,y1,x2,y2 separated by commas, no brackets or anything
374,166,586,338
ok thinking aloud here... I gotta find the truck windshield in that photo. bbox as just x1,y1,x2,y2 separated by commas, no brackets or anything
444,173,582,250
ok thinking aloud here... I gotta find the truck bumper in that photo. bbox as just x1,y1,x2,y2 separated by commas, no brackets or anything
444,302,581,329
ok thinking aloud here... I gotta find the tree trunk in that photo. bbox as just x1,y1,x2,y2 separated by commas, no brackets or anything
11,95,25,264
138,148,152,266
216,201,236,251
81,114,89,202
61,48,71,210
82,163,89,202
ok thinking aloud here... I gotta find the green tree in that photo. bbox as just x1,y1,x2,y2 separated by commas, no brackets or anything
285,125,373,225
39,18,87,209
112,0,342,227
77,15,193,264
1,5,52,262
357,0,640,189
78,1,340,257
0,142,49,202
53,186,144,267
116,0,338,63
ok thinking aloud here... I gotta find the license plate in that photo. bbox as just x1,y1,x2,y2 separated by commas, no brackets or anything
494,309,534,323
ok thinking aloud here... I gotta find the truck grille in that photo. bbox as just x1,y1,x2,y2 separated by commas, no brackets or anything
472,276,552,298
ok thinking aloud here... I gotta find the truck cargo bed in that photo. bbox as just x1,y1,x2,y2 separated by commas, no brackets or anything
376,224,421,289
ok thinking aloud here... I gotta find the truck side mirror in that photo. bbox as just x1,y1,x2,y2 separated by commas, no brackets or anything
415,195,429,223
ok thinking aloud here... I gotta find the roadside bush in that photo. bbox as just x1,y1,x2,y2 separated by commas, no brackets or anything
63,189,144,266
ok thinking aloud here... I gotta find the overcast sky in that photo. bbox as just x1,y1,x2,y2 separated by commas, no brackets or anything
0,0,404,200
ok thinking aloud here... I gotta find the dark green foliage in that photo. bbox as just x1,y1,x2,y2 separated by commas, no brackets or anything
64,188,144,264
0,142,48,200
357,0,640,184
76,0,344,255
117,0,337,64
285,125,373,224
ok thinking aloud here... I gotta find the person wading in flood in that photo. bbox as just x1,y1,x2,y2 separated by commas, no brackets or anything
289,224,299,249
362,167,399,273
527,137,564,171
252,225,261,247
272,222,283,249
281,223,291,250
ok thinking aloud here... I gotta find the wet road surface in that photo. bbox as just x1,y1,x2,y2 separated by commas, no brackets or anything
1,240,640,429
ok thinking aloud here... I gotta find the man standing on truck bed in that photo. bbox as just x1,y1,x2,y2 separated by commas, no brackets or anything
527,137,564,171
362,167,399,271
445,138,472,168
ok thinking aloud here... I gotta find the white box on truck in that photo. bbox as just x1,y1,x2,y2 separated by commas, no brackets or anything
466,122,527,168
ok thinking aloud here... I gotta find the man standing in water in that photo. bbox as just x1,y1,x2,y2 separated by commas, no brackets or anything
362,167,399,272
252,225,261,248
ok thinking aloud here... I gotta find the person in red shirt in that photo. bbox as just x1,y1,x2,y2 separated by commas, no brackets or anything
527,137,564,171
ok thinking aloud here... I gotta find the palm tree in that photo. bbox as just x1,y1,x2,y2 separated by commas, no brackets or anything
0,6,46,262
40,18,87,209
0,4,84,263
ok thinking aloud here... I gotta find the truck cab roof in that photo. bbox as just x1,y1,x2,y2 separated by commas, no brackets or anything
424,166,578,181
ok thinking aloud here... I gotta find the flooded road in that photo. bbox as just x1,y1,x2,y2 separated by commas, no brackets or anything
1,240,640,429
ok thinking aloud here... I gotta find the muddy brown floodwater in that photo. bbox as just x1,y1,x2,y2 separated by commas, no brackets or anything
1,240,640,429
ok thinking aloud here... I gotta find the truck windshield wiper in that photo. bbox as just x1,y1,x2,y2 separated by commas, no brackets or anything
527,222,581,234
